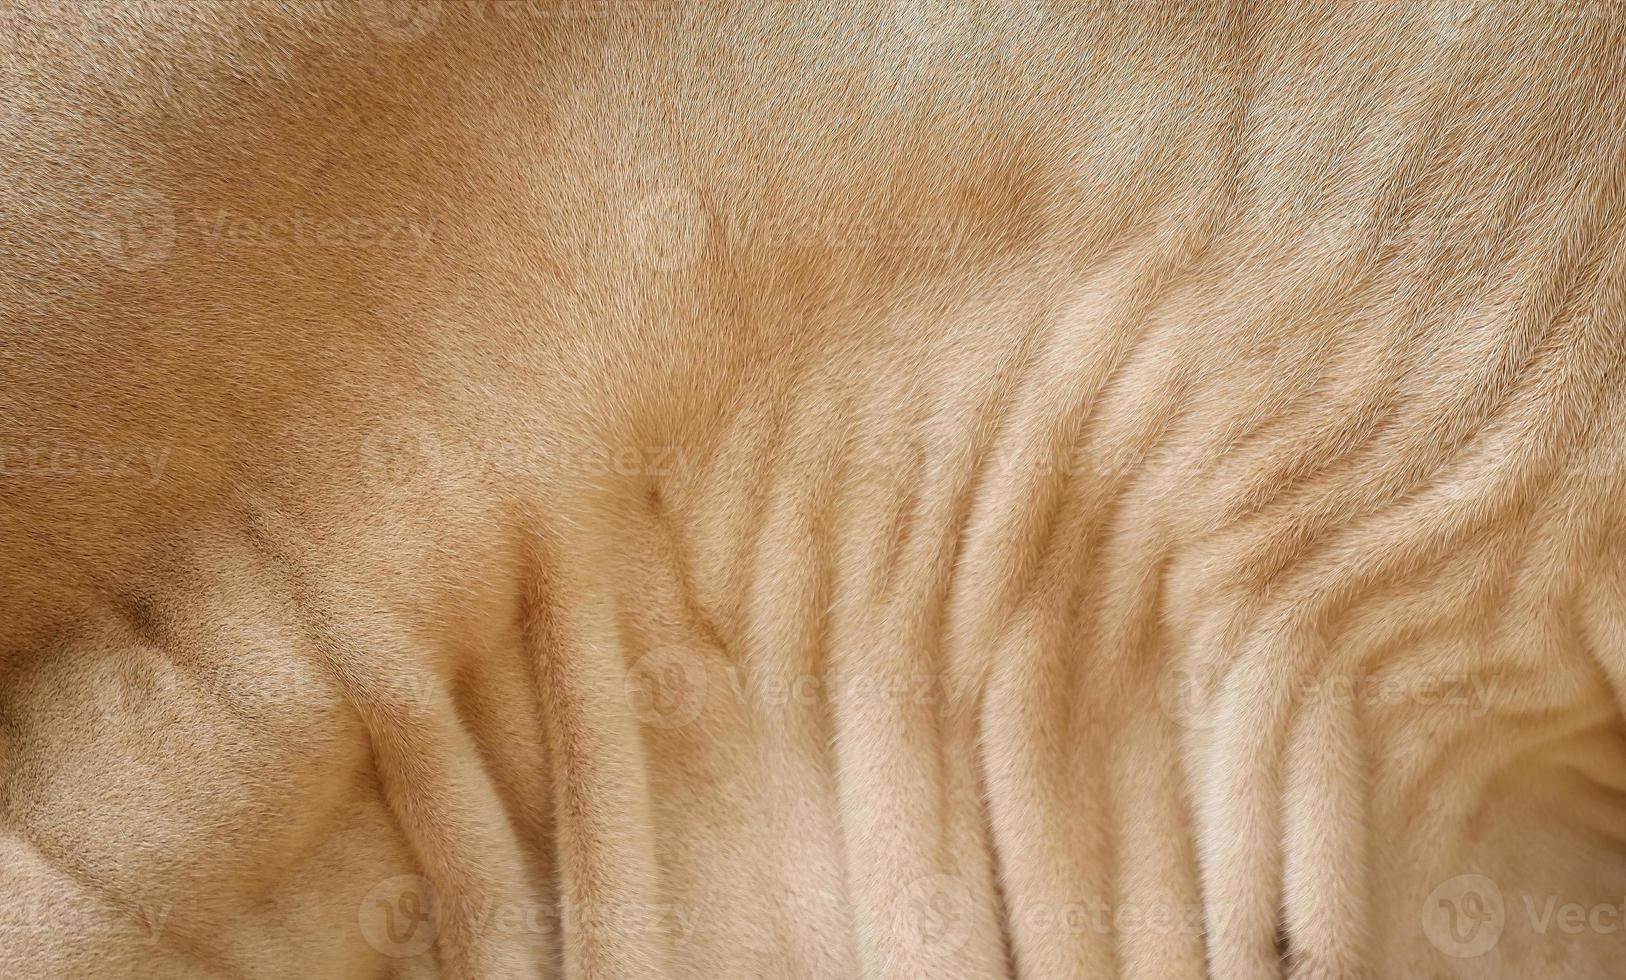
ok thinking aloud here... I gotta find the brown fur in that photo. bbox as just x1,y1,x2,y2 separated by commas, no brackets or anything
3,1,1626,977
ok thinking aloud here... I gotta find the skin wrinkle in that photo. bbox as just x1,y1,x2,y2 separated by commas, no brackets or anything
932,298,1045,699
6,2,1626,978
7,813,232,977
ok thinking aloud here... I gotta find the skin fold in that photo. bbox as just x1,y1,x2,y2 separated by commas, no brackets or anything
2,1,1625,977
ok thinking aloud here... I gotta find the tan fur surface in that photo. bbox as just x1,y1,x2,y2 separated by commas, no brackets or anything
3,1,1626,977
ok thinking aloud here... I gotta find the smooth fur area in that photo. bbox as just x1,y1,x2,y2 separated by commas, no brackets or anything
3,1,1626,977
